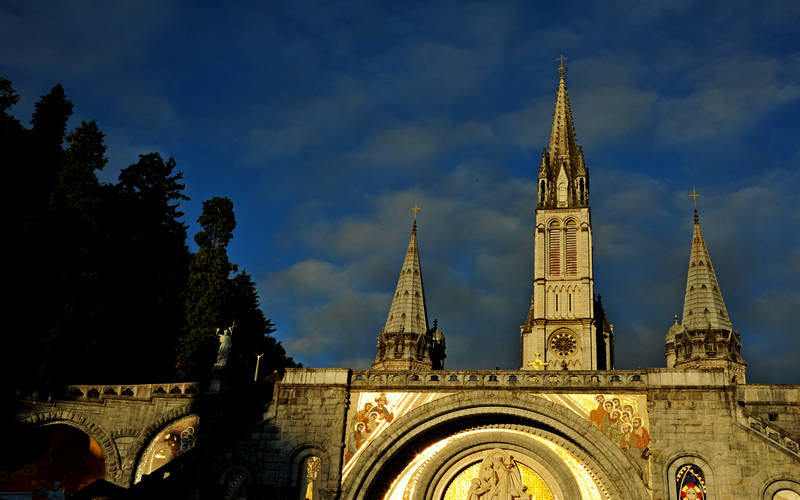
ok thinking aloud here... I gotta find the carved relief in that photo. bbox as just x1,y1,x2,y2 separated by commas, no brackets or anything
465,449,532,500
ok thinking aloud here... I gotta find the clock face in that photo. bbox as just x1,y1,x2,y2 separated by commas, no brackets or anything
550,331,577,356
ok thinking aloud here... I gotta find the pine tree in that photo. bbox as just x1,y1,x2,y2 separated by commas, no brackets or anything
177,197,237,379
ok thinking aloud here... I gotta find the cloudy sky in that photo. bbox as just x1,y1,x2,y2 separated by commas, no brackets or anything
4,1,799,383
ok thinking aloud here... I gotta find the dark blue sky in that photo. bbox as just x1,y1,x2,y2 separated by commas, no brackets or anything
5,1,799,382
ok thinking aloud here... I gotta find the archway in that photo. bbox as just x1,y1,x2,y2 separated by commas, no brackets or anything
341,391,648,500
133,414,199,484
0,424,107,496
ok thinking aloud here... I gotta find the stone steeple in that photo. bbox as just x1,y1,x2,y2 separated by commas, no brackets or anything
373,207,445,370
681,209,732,332
537,59,589,209
382,218,428,336
522,58,611,371
665,197,745,382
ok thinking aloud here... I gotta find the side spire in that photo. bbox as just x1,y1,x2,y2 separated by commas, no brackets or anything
681,199,732,331
383,207,428,335
665,191,745,382
373,205,445,370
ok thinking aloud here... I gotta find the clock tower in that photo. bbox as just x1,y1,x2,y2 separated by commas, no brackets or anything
520,59,613,370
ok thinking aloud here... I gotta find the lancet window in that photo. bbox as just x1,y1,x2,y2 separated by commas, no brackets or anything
548,219,578,277
548,220,561,275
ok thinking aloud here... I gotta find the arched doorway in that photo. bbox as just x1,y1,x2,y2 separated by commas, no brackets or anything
134,414,199,483
0,424,106,495
341,391,648,500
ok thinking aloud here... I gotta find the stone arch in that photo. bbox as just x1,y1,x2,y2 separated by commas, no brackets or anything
122,405,196,486
412,425,581,500
341,391,648,500
764,479,800,499
287,443,333,490
22,409,122,484
663,451,717,500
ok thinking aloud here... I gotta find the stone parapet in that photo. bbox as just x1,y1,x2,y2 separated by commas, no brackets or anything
348,368,734,391
55,382,200,401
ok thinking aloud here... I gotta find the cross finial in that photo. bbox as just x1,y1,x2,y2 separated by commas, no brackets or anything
689,188,701,223
411,203,421,221
689,188,701,209
556,54,568,76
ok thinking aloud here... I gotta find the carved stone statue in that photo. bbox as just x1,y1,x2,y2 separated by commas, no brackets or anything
466,449,532,500
215,322,235,367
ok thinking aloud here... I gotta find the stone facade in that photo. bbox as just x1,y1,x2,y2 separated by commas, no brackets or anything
15,382,198,487
11,64,800,500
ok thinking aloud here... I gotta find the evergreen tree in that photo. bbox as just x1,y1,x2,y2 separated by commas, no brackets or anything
28,84,73,210
109,153,191,381
177,197,237,379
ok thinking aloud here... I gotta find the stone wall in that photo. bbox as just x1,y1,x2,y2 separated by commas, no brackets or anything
16,383,198,486
254,368,800,500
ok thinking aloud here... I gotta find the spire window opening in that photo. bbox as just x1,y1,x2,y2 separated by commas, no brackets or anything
579,178,585,204
540,180,546,204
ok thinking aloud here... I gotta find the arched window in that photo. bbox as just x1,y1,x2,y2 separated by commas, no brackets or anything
565,220,577,276
674,463,707,499
298,455,321,500
548,221,561,275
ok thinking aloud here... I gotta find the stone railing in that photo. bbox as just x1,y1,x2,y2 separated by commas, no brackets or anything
741,413,800,458
348,369,649,389
62,382,200,401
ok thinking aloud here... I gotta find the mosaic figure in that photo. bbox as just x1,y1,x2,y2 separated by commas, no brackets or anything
676,464,706,500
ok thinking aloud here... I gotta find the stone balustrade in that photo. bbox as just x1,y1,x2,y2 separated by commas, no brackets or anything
745,414,800,457
349,369,647,388
61,382,200,401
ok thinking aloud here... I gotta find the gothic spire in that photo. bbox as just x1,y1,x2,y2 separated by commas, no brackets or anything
681,206,732,332
382,209,429,336
548,62,580,173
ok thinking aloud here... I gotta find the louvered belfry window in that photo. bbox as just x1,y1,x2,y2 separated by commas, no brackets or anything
549,220,561,275
565,220,577,275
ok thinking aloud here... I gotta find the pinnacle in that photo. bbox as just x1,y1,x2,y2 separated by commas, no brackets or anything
681,210,732,332
382,219,429,335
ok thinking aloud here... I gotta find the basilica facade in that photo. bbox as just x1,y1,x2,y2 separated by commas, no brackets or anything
10,66,800,500
246,64,800,500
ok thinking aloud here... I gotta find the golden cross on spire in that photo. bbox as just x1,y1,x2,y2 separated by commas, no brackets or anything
689,188,701,210
411,203,421,221
556,54,568,76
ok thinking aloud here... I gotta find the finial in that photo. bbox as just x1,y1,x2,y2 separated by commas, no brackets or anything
433,318,438,329
555,54,568,77
689,188,701,223
411,203,421,232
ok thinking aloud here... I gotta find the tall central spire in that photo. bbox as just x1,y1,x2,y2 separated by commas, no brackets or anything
538,59,589,209
548,64,580,169
523,59,609,371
